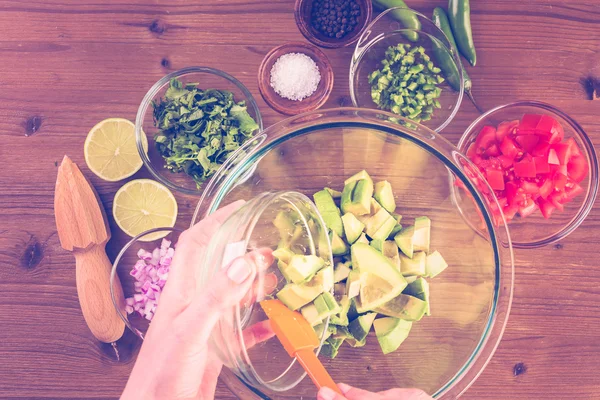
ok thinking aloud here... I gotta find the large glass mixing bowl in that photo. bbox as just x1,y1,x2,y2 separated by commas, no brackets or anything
192,108,514,399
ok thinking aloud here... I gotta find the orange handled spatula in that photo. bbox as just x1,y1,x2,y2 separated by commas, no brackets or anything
260,299,343,395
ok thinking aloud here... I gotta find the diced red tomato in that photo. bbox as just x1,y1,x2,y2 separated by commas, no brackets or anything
498,155,514,169
548,148,560,165
553,173,568,191
538,199,555,219
500,136,521,159
548,193,565,211
519,114,542,134
538,178,553,199
548,119,564,144
533,156,550,174
485,168,505,191
551,163,568,176
475,126,498,151
496,120,518,142
514,160,537,178
515,135,539,153
564,183,584,201
497,196,508,208
484,144,500,157
466,143,477,158
567,154,588,183
504,204,519,221
553,143,571,165
531,141,550,157
519,198,537,217
520,180,539,195
535,115,564,144
566,137,582,158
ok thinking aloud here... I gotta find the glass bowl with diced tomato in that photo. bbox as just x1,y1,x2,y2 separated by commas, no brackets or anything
457,101,598,248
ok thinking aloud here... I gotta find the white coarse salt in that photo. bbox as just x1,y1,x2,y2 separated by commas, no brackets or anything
270,52,321,101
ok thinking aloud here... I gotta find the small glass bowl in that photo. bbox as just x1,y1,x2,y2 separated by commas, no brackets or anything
457,101,599,248
110,227,182,339
134,67,264,196
350,7,464,132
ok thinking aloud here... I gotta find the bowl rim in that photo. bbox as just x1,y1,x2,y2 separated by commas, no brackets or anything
294,0,373,49
257,42,334,115
349,7,465,133
134,66,264,196
192,107,515,399
457,100,599,249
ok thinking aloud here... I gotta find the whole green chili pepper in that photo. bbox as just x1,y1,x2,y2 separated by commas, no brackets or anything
448,0,477,66
372,0,421,42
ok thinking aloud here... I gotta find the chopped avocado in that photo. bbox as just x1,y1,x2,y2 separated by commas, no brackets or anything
383,240,401,271
374,181,396,213
347,297,360,321
325,187,342,199
313,323,334,341
356,232,370,245
322,337,344,358
426,250,448,278
388,223,403,239
346,270,364,299
313,189,344,237
300,292,340,326
369,239,384,252
334,261,351,283
330,295,351,326
391,213,403,224
287,225,305,252
272,247,295,264
277,260,293,282
399,251,426,276
332,325,352,339
308,264,334,293
340,180,358,215
374,317,413,354
404,275,418,284
273,210,296,243
342,213,365,244
364,208,392,238
403,277,430,315
277,283,322,310
356,272,406,313
351,243,407,288
287,255,325,283
370,197,383,214
413,216,431,252
300,303,327,326
320,291,341,314
330,230,349,256
344,170,372,185
371,216,397,241
394,226,414,258
346,178,374,216
374,293,428,321
348,312,377,342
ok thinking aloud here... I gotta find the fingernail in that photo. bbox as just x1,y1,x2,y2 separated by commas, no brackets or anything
338,383,352,394
318,386,338,400
227,258,252,284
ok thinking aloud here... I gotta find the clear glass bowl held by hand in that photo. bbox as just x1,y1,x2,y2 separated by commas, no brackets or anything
457,101,598,248
350,8,464,132
135,67,263,196
192,108,514,399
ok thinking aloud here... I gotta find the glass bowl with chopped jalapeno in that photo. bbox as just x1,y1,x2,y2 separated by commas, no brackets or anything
190,108,514,399
350,8,464,132
135,67,263,196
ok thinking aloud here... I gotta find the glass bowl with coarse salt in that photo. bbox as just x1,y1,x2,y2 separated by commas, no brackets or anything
258,42,334,115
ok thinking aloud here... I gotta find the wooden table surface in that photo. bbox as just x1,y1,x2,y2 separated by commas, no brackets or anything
1,0,599,399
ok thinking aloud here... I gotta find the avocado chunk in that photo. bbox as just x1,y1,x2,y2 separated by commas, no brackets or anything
347,297,360,321
394,226,415,258
403,277,430,315
273,210,296,243
404,275,418,284
356,232,370,245
321,337,344,358
426,250,448,278
391,213,403,224
371,216,397,241
325,187,342,199
347,178,374,216
374,181,396,213
330,295,351,326
413,216,431,252
333,261,351,283
370,197,383,214
364,208,392,238
351,243,406,287
277,260,293,282
272,247,295,264
308,264,334,293
383,240,401,271
374,317,413,354
277,283,322,310
300,292,341,326
330,230,349,256
374,293,428,321
369,239,384,253
346,270,364,299
313,189,344,237
286,254,325,283
388,223,403,239
399,251,426,276
344,170,372,185
340,180,358,215
356,272,407,313
348,312,377,343
313,323,334,341
342,213,365,244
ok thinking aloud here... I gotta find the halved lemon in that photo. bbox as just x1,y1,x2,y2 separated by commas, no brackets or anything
84,118,148,182
113,179,177,241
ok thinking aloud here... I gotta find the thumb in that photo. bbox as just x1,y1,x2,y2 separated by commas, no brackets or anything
337,383,381,399
317,386,348,400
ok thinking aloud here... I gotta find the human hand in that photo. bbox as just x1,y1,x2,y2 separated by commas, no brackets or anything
318,383,433,400
122,200,276,400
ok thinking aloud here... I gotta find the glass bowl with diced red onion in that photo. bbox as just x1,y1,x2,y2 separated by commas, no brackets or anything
110,227,182,339
456,101,598,248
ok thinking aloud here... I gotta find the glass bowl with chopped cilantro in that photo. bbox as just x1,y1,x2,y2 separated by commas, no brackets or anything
350,7,464,132
135,67,263,195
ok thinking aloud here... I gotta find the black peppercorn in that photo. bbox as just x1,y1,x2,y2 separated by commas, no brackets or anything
310,0,361,40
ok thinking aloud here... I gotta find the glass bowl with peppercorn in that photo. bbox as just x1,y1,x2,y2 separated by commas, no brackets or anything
350,7,464,132
294,0,373,48
134,66,264,196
